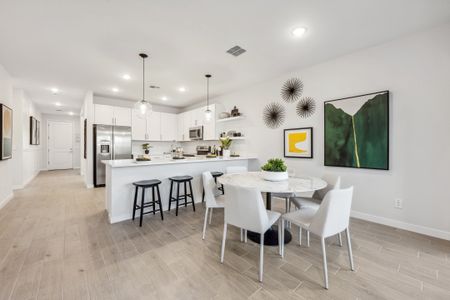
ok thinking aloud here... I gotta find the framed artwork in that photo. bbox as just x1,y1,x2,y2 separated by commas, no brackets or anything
324,90,389,170
83,118,87,159
284,127,313,158
0,104,13,160
30,116,40,145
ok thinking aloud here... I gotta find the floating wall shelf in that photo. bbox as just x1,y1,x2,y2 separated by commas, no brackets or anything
216,115,245,123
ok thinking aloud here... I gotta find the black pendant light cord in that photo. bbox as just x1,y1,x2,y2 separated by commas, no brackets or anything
205,74,211,109
139,53,148,101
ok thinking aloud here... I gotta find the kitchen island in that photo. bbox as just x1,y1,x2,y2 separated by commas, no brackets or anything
103,156,258,223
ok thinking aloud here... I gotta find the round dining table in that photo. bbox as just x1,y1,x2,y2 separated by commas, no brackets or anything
218,171,327,246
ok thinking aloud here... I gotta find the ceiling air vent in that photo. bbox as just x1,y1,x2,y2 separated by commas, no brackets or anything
226,45,246,57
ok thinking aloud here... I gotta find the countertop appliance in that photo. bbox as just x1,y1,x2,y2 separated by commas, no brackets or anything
196,145,210,155
189,126,203,140
93,124,132,187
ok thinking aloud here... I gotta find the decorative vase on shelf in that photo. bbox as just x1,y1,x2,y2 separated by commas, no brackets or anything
223,149,231,158
144,149,149,155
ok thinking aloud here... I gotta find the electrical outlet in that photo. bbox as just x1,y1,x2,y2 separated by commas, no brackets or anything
394,198,403,209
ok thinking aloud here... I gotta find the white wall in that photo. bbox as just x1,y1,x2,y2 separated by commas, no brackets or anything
11,89,42,189
0,64,14,208
41,114,80,170
206,24,450,239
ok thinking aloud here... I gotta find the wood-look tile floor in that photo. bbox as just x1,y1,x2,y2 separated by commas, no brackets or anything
1,170,449,299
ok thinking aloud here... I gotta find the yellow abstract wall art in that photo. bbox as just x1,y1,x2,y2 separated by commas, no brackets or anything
284,127,313,158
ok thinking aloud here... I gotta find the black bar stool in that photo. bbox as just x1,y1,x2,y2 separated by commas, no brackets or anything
132,179,164,227
202,171,224,202
168,176,195,216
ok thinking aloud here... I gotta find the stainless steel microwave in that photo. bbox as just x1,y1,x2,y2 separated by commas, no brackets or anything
189,126,203,140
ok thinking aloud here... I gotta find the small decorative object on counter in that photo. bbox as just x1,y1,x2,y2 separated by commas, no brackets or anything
231,106,240,117
261,158,288,181
219,137,232,158
230,152,240,157
142,143,152,155
136,155,151,162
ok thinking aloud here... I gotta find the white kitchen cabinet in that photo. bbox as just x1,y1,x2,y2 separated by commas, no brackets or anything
160,112,177,141
94,104,114,125
131,109,147,140
113,106,132,126
177,112,185,141
147,111,161,141
94,104,131,126
203,105,216,140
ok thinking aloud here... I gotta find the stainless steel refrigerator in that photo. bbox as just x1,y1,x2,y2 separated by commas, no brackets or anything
93,124,132,187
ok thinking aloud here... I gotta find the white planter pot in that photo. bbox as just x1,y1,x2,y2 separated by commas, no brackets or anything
261,170,288,182
223,149,231,158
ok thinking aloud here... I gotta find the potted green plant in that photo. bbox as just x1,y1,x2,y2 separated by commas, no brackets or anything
261,158,288,181
220,137,232,158
142,143,152,155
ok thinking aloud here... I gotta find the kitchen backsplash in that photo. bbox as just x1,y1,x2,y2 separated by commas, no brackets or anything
132,139,248,157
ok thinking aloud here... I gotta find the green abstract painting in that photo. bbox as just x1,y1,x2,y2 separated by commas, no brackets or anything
324,91,389,170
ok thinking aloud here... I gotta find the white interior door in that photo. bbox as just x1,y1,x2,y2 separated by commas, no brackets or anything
48,121,73,170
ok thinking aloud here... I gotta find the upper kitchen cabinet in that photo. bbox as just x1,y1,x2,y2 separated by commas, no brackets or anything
94,104,114,125
113,106,132,126
147,111,161,141
202,105,216,140
160,112,177,141
177,112,190,141
94,104,131,126
131,109,147,140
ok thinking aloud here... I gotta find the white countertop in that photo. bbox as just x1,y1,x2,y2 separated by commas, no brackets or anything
102,155,258,168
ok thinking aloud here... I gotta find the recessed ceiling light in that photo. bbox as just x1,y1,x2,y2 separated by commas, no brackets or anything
292,27,307,37
178,87,186,92
161,96,168,101
122,74,131,80
51,87,59,94
68,111,74,116
55,102,62,107
112,87,119,92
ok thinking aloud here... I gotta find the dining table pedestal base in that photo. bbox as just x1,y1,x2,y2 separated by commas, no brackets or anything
247,226,292,246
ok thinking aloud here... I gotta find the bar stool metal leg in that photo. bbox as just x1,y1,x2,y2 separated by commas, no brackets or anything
168,180,174,211
140,187,145,227
189,180,195,212
132,186,138,220
152,186,156,215
176,182,180,216
184,181,188,207
156,185,164,220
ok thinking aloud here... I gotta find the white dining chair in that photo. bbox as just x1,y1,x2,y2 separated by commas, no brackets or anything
290,175,342,247
290,175,341,210
202,172,225,240
280,187,355,289
224,165,249,241
220,184,282,282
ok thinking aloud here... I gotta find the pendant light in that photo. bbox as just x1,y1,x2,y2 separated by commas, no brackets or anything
204,74,212,122
134,53,152,117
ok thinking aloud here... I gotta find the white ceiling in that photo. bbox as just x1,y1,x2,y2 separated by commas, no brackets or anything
1,0,450,115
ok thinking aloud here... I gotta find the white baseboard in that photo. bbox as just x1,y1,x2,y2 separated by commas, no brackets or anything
13,171,40,190
0,193,14,210
85,184,94,189
351,210,450,241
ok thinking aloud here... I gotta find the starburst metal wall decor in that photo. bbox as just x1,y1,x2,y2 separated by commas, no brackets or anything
263,102,286,129
281,78,304,103
296,97,316,118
